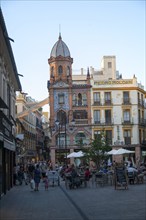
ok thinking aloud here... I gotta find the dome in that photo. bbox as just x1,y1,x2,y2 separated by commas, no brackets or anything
50,34,71,58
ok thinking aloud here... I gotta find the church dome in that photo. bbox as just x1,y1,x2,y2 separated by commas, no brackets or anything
50,34,71,58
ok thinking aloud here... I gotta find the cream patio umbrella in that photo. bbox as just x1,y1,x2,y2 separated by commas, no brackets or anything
113,148,135,155
67,152,78,158
107,149,118,155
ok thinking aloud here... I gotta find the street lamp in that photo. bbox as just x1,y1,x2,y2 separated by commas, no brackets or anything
65,117,75,165
56,111,75,166
55,119,61,164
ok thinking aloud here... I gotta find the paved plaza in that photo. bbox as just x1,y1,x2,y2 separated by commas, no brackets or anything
0,179,146,220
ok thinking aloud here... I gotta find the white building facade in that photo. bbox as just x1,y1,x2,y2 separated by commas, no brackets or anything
91,56,146,165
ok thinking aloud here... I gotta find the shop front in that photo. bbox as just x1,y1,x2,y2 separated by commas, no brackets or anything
0,110,16,198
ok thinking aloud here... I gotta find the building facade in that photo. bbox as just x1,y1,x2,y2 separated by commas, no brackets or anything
47,34,92,165
0,8,22,197
15,92,49,162
90,56,146,165
16,93,37,163
47,36,146,167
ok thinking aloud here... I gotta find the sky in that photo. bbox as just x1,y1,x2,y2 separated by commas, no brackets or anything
1,0,145,111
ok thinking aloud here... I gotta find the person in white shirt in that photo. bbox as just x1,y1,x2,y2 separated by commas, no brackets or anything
127,163,138,184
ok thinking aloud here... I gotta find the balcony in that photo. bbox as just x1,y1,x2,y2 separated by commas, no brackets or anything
122,118,133,125
74,119,88,125
122,98,131,105
93,119,114,126
124,137,131,145
92,101,102,106
138,118,146,126
138,99,145,107
72,102,88,107
104,119,113,126
94,120,101,125
103,99,112,106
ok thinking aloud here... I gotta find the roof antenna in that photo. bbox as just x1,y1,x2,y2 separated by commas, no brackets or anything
59,24,62,39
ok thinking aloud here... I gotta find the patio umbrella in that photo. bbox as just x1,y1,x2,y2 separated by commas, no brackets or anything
113,148,135,155
107,149,118,155
75,151,84,158
67,152,78,158
67,151,85,158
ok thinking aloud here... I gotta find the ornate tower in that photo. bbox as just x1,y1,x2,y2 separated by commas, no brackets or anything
48,34,74,165
47,34,92,166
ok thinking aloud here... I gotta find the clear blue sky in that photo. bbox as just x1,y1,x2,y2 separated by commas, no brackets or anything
1,0,145,105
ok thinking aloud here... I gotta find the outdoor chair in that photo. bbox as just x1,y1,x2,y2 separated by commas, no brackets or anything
127,171,135,184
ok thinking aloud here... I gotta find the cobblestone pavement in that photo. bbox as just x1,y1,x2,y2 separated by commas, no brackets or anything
0,179,146,220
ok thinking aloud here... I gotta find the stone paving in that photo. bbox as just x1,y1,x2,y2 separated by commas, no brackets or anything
0,179,146,220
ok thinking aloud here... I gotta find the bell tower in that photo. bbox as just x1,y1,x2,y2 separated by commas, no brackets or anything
48,34,73,84
48,34,74,165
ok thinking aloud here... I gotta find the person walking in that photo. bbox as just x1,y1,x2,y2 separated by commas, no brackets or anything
44,175,49,190
33,164,41,191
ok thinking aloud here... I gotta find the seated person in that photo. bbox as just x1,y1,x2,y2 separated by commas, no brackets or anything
127,163,138,184
84,167,91,181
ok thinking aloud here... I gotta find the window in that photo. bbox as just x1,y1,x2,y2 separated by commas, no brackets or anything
141,94,144,106
94,110,100,123
138,92,140,104
108,62,112,68
72,94,76,106
82,94,87,106
123,109,130,122
7,84,10,117
93,92,100,103
94,130,101,139
105,110,111,123
139,129,142,144
75,132,86,145
123,91,130,103
73,110,87,119
57,110,66,124
78,93,82,106
124,130,131,144
51,66,54,77
138,110,141,123
105,92,111,104
67,66,70,76
106,130,112,145
58,65,63,75
58,93,64,104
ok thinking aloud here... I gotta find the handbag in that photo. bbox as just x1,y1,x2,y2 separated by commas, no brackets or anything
30,179,35,189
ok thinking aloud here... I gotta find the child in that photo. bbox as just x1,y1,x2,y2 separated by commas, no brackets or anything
30,177,35,191
44,175,49,190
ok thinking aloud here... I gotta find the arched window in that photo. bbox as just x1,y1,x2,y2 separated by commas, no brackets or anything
67,66,70,76
58,65,63,75
72,94,76,106
51,66,54,77
57,110,67,124
75,132,86,146
58,93,64,104
82,93,87,106
78,93,82,106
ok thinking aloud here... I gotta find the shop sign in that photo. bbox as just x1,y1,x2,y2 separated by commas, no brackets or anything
0,111,12,140
94,80,133,86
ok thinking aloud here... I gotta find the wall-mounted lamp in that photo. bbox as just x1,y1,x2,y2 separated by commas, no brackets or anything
20,92,28,95
4,32,14,42
18,74,24,77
